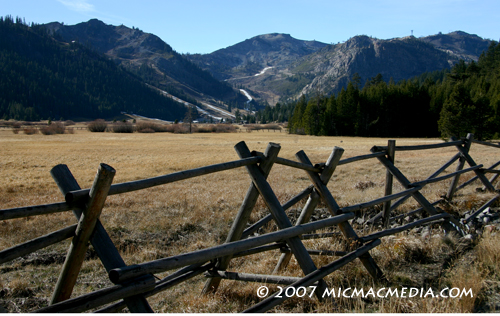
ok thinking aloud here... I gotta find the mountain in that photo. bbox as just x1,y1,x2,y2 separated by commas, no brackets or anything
187,33,328,80
187,31,492,105
0,16,187,121
420,31,491,62
2,15,493,121
186,33,328,104
44,19,247,111
294,35,457,96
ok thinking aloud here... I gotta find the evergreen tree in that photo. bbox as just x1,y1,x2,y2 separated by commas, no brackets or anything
234,109,241,123
289,95,307,134
438,83,491,139
303,95,326,135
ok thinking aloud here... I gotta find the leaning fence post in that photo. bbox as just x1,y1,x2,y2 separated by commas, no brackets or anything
50,164,154,312
51,163,115,304
446,135,471,201
273,146,344,273
273,190,320,273
373,152,465,236
382,140,396,228
234,141,330,302
202,142,278,294
296,150,386,282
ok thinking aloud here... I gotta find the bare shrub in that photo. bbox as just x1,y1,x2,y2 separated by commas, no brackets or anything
64,120,76,126
11,122,22,134
22,127,39,135
65,127,74,134
40,122,65,135
50,122,66,134
87,119,108,132
196,125,216,133
163,124,175,133
214,124,236,133
189,124,236,133
112,121,134,133
135,121,169,133
39,125,55,135
243,124,257,131
244,124,280,132
262,123,281,130
173,124,190,134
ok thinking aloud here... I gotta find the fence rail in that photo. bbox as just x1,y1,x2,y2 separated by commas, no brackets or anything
1,133,499,313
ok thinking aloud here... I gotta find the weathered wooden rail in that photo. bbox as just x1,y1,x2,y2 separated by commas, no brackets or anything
1,133,499,313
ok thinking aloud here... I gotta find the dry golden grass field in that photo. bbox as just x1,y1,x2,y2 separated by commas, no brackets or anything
1,127,500,312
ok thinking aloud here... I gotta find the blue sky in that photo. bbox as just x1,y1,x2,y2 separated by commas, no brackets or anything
3,0,499,54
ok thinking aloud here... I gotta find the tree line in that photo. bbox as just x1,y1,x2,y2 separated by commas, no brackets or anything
259,41,500,140
0,16,187,121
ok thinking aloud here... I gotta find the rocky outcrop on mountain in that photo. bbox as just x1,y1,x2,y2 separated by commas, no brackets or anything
44,19,240,105
187,33,327,80
188,31,491,105
420,31,492,62
296,35,457,96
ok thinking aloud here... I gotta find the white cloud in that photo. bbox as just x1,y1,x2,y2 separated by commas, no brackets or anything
57,0,95,13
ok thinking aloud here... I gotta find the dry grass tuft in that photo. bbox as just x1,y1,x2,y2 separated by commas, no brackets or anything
476,230,500,280
4,279,33,298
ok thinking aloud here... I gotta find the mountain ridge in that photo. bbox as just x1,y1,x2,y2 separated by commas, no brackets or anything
4,16,494,120
187,30,492,105
43,19,494,108
0,16,188,121
44,19,246,111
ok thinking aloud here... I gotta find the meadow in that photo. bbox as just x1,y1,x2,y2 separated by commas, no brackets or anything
1,127,499,312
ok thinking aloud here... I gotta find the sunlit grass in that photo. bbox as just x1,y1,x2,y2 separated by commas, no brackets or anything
0,128,499,312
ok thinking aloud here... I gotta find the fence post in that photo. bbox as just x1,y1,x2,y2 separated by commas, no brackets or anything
373,153,465,236
446,135,472,201
456,133,496,192
234,141,331,302
273,146,344,273
51,163,115,304
273,190,320,273
50,164,154,313
202,142,278,294
295,150,386,282
382,140,396,228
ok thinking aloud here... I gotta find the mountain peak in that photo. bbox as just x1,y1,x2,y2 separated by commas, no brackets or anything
257,33,292,39
86,18,106,26
420,30,491,62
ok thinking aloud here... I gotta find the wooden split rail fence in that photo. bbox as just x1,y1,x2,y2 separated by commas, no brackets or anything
1,133,500,312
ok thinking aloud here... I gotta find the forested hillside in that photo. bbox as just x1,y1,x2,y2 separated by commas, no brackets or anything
277,41,500,140
44,19,246,109
0,16,187,121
